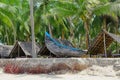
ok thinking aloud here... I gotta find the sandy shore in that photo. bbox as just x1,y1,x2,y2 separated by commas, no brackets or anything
0,73,119,80
0,65,119,80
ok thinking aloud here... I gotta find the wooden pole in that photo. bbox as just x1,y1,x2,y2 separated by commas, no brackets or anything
30,0,37,58
115,21,118,54
103,33,107,57
18,45,19,57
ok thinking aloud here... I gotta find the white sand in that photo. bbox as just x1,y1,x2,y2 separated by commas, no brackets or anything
0,65,119,80
80,65,116,76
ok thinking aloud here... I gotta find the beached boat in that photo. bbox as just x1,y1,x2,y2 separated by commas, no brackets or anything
45,32,87,57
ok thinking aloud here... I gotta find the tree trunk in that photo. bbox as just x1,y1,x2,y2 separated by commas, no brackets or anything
13,26,16,44
69,28,74,41
103,16,107,30
68,17,74,42
26,34,30,42
48,23,53,37
103,33,107,57
84,20,90,49
62,30,64,40
6,28,9,45
115,17,119,34
30,0,37,58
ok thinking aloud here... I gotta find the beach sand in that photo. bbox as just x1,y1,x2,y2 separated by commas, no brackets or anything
0,65,119,80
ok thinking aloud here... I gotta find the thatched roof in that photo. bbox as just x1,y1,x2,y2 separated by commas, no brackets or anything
0,45,13,58
37,44,55,57
9,41,40,58
37,39,75,57
88,30,120,55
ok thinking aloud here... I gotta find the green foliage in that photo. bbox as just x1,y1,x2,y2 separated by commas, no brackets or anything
0,0,120,51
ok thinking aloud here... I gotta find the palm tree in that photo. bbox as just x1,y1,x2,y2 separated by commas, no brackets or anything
49,0,120,49
0,0,120,50
30,0,37,58
34,0,69,41
0,0,31,44
49,0,98,49
0,2,17,44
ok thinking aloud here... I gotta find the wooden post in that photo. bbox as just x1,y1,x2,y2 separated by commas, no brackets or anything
103,33,107,57
18,45,19,57
90,54,92,57
115,21,118,54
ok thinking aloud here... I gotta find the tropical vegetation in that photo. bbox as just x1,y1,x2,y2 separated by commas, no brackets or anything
0,0,120,54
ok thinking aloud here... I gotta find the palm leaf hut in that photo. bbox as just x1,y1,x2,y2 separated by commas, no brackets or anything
0,45,13,58
88,29,120,57
9,41,40,58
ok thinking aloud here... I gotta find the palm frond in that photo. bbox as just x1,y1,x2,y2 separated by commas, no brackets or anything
0,2,17,13
111,2,120,16
0,11,13,28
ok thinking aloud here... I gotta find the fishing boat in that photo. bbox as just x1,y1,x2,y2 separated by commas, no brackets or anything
45,32,87,57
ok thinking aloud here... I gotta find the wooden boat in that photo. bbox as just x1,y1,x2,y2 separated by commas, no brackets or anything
45,32,87,57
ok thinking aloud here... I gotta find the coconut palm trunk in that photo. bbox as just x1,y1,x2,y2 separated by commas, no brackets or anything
30,0,37,58
102,16,107,57
103,16,107,30
48,23,53,37
62,30,65,40
84,20,90,49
